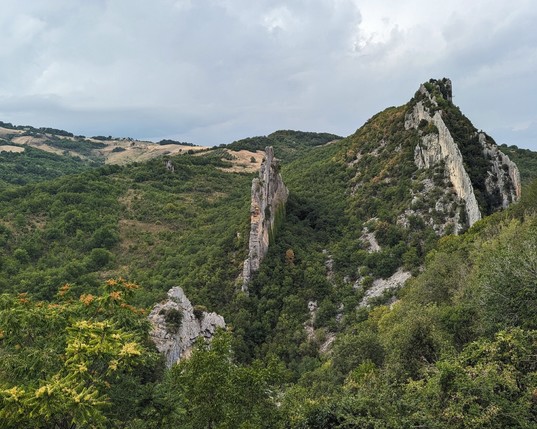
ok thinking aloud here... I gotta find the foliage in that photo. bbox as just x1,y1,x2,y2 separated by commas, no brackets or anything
0,279,161,428
405,328,537,428
161,308,183,333
167,330,285,429
0,96,536,428
0,145,98,187
157,139,197,147
226,130,342,163
283,181,537,427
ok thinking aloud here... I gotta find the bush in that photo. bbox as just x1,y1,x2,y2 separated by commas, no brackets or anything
193,305,207,320
160,307,183,333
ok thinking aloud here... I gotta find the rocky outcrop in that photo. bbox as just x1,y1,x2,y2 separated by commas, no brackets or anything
479,132,522,207
405,86,481,227
148,287,225,368
242,147,288,291
360,268,412,307
405,79,521,229
164,159,175,173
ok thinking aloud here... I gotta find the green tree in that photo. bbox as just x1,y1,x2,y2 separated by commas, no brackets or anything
170,330,284,429
0,279,161,428
405,328,537,429
473,218,537,332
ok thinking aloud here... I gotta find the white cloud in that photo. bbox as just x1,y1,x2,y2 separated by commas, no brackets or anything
0,0,536,148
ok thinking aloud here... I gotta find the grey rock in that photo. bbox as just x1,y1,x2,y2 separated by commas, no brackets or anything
360,268,412,307
405,80,521,229
478,132,522,207
164,159,175,173
242,146,288,291
148,287,225,368
406,100,482,226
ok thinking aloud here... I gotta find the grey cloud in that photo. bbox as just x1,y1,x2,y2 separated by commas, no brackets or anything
0,0,536,148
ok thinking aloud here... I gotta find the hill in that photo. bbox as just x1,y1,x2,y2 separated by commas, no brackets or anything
0,121,208,187
0,79,536,428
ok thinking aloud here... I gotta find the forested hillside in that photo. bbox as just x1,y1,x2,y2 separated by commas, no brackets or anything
1,80,536,427
500,143,537,185
0,145,99,188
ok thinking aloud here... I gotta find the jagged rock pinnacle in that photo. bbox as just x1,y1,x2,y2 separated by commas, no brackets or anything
242,147,288,291
405,78,521,229
148,287,225,367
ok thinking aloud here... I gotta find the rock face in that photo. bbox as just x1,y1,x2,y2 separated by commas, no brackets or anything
405,78,521,229
148,287,225,368
359,268,412,307
479,132,522,207
242,146,288,291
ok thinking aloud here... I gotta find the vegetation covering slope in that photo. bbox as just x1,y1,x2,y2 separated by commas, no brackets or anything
0,145,98,188
0,83,536,428
0,154,252,311
226,129,342,163
500,143,537,186
2,164,536,428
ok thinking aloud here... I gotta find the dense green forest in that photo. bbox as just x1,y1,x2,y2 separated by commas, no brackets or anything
1,93,536,426
0,145,99,188
2,162,536,427
226,130,342,163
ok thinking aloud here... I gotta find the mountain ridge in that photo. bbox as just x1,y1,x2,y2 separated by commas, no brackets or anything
0,78,536,428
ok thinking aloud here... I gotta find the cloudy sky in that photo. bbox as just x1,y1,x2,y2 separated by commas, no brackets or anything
0,0,536,149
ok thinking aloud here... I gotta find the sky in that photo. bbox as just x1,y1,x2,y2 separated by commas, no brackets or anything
0,0,536,149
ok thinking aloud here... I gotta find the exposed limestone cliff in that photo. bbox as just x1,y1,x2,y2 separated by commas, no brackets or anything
242,147,288,291
148,287,225,368
405,84,482,227
405,78,521,229
359,268,412,307
479,132,522,207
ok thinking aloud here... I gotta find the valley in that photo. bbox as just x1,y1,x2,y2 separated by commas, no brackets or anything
0,79,536,428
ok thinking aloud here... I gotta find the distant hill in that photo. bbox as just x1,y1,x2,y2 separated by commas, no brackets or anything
225,129,342,163
0,121,208,187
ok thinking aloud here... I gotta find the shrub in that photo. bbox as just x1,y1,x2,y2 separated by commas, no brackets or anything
193,305,207,320
160,307,183,333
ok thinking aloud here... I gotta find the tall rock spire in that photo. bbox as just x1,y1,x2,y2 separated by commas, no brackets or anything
242,147,288,291
404,78,521,229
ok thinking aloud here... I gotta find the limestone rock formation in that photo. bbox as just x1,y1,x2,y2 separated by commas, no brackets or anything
479,132,522,207
405,78,521,229
405,82,481,227
242,146,288,291
148,287,225,368
359,268,412,307
164,159,175,173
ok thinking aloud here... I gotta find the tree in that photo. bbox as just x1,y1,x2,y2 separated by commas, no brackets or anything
0,279,161,428
405,328,537,429
170,330,284,429
474,218,537,332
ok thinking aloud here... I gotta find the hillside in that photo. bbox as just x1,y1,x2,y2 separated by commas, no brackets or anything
0,79,536,428
226,129,342,163
499,143,537,186
0,121,208,187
